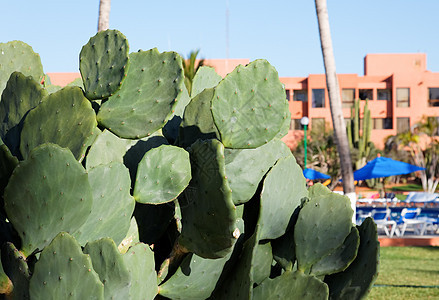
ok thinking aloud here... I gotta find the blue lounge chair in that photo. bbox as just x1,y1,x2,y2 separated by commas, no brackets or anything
371,208,397,237
397,208,427,236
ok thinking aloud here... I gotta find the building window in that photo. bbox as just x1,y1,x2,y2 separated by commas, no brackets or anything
396,88,410,107
293,90,308,102
428,88,439,107
359,89,373,100
311,118,325,132
312,89,325,108
342,88,355,108
373,118,393,130
286,89,291,101
396,117,410,133
377,89,391,101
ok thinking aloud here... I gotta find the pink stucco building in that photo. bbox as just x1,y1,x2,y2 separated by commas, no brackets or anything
282,53,439,149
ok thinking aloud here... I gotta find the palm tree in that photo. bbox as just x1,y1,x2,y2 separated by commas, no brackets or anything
98,0,111,32
314,0,355,203
182,50,204,96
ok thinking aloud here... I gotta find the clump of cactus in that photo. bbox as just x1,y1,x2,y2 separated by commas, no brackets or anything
0,30,379,299
346,99,373,170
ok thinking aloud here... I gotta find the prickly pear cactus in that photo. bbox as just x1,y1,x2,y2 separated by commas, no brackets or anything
0,71,47,157
0,31,379,300
0,41,44,95
80,29,130,100
211,59,289,149
97,48,184,139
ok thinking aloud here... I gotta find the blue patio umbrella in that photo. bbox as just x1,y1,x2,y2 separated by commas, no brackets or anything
353,156,425,181
303,168,331,180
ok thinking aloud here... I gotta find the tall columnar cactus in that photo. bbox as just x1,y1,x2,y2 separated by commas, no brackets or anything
0,34,378,299
347,98,372,169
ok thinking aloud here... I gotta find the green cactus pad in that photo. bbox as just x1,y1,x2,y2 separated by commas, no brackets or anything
118,217,140,254
0,142,18,199
253,270,329,300
0,250,12,295
311,226,360,276
178,88,219,149
224,138,292,205
80,29,129,100
1,242,30,300
295,190,354,272
29,232,104,300
3,143,93,256
158,251,233,300
252,241,273,285
0,72,47,157
308,182,332,198
83,238,131,299
257,155,308,240
276,109,291,139
0,41,44,95
123,132,169,183
43,84,62,94
324,217,379,300
97,48,184,139
74,162,135,246
191,66,222,97
162,83,191,143
178,139,238,259
210,231,264,299
134,145,191,204
85,129,133,169
123,243,158,299
20,86,98,161
211,59,289,148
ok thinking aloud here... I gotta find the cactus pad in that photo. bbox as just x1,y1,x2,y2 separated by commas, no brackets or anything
133,145,191,204
4,143,93,256
257,155,308,240
1,242,30,299
118,217,140,254
253,270,329,300
295,189,354,272
178,139,238,259
158,251,233,300
191,66,222,97
211,59,289,148
74,162,135,246
0,72,47,157
123,243,158,299
224,138,292,205
80,29,129,100
20,86,98,161
325,217,379,300
0,142,18,199
85,129,133,169
178,88,219,148
29,232,104,299
83,238,131,299
162,83,191,143
97,48,184,139
311,226,360,276
0,41,44,95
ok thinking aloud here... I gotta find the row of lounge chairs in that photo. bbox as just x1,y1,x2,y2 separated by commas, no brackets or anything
357,207,439,238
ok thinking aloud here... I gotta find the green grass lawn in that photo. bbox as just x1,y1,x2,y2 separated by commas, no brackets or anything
368,247,439,299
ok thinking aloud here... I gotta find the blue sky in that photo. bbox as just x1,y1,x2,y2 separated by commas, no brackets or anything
1,1,438,77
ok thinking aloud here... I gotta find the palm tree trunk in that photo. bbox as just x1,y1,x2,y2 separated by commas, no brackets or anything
98,0,111,32
315,0,356,214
